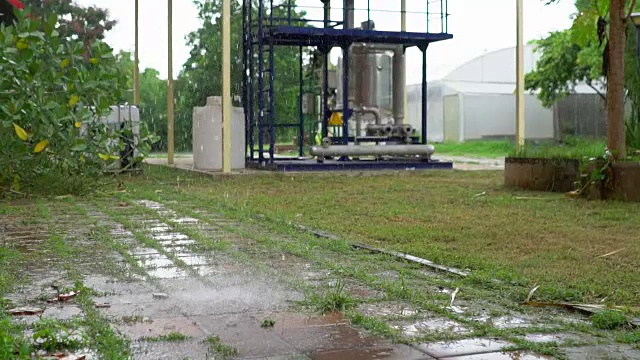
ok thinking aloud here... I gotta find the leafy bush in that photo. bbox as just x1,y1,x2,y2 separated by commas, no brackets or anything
0,10,158,196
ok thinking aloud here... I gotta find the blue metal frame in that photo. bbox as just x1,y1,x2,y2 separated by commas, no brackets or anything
242,0,452,167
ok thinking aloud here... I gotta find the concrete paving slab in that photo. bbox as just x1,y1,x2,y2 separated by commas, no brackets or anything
416,338,515,358
440,352,552,360
157,277,302,316
115,316,206,340
131,338,211,360
42,305,83,321
276,322,384,354
249,311,349,330
196,313,301,359
522,332,591,344
238,356,311,360
96,300,183,320
310,344,434,360
392,316,471,337
564,344,640,360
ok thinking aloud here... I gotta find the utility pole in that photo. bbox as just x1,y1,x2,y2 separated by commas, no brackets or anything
167,0,175,165
134,0,140,106
515,0,525,151
222,0,232,174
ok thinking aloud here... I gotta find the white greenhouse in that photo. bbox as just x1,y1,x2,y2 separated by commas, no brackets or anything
407,44,606,143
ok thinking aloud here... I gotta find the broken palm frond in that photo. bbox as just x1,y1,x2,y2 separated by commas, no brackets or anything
449,288,460,307
523,286,640,315
525,285,540,303
292,222,469,277
598,248,625,258
352,243,470,277
514,196,556,201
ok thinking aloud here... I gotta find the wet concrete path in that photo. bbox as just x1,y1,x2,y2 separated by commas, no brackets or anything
2,197,639,359
82,200,430,359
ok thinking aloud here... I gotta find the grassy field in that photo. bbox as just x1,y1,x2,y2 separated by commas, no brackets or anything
434,138,608,159
122,165,640,307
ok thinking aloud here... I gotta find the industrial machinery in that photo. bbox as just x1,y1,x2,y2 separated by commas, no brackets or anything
242,0,453,171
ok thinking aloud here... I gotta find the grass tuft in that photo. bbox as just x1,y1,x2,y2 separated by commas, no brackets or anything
592,310,628,330
141,331,191,342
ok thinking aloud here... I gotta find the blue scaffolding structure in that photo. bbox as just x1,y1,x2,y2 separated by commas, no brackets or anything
242,0,453,171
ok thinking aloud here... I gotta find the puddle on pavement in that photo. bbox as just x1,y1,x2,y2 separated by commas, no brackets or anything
177,255,210,266
392,316,470,337
471,314,533,329
192,265,217,276
171,217,199,224
416,337,514,358
147,266,188,279
265,311,350,329
357,302,419,319
135,253,175,269
152,233,189,241
146,225,172,233
159,239,196,247
522,332,590,344
131,247,161,257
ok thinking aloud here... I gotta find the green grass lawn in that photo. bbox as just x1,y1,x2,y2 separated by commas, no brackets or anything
434,138,608,159
121,165,640,307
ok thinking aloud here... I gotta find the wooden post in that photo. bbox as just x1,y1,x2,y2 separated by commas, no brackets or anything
515,0,525,151
222,0,232,174
134,0,140,106
167,0,175,165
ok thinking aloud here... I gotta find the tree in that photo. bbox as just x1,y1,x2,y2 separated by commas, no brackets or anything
530,0,639,157
115,50,168,151
174,0,309,151
22,0,116,50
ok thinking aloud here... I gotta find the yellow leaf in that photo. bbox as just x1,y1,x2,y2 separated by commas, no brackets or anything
13,123,28,141
68,95,80,107
61,59,70,69
33,140,49,153
74,121,81,128
98,153,110,161
109,155,120,160
89,58,99,65
16,40,28,50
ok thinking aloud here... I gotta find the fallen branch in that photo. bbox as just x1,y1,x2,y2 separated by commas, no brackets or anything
352,243,470,277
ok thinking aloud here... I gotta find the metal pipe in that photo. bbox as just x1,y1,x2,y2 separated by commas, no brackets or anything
310,144,435,158
346,0,354,29
298,46,304,157
393,45,405,125
421,46,428,145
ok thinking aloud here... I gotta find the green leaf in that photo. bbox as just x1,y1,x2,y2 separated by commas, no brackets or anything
71,143,87,152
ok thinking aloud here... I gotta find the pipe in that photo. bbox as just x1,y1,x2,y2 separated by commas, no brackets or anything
346,0,354,29
310,144,435,158
393,45,405,125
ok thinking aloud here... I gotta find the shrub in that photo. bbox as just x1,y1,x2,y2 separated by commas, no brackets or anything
0,10,158,196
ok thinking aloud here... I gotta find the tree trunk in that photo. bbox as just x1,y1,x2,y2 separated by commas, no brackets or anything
608,0,627,158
